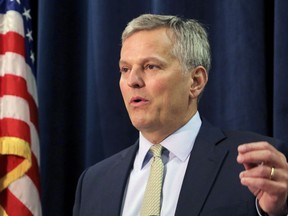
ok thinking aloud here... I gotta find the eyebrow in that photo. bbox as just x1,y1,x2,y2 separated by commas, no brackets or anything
119,59,129,65
119,56,168,66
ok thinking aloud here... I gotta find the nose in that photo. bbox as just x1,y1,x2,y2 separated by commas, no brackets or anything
127,67,145,88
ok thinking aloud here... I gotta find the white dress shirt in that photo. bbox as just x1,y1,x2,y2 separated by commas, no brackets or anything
121,112,202,216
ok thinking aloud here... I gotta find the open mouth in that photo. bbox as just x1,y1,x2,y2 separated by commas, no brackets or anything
134,98,142,103
130,96,148,104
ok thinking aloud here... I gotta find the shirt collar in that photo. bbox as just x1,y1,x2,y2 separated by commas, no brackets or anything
135,112,202,170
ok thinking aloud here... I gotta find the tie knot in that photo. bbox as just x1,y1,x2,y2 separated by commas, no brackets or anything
150,144,163,158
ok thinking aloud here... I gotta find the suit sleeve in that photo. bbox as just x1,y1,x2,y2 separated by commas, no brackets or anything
73,169,87,216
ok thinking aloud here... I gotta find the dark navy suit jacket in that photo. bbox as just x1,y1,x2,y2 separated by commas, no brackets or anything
73,119,288,216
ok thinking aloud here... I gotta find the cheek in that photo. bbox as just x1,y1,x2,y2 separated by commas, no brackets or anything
161,80,190,105
119,79,127,94
119,82,129,104
150,83,177,109
149,76,171,92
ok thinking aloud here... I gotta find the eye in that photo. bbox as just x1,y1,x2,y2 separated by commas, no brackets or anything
144,64,160,71
120,66,130,73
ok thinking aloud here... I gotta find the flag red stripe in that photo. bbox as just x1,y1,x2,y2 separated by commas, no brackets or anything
0,1,42,215
0,155,24,176
26,154,41,193
0,32,25,56
0,188,33,216
0,74,38,130
0,145,40,195
0,118,30,143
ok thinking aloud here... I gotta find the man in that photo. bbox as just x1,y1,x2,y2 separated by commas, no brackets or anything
73,14,288,216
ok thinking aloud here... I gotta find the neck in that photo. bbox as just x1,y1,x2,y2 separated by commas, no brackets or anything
141,110,197,144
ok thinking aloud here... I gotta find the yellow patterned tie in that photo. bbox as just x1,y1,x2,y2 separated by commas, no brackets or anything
140,144,164,216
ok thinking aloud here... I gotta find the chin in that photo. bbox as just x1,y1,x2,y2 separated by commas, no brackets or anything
131,119,150,131
131,121,145,131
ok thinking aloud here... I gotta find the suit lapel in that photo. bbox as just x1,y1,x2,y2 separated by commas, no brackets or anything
100,120,228,215
101,143,138,215
175,120,228,216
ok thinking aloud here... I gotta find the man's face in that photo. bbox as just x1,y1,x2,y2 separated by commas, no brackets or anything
119,28,197,142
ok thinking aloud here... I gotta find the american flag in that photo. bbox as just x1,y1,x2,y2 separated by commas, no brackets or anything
0,0,41,215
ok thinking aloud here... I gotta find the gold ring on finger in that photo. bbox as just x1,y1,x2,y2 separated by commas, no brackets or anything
270,167,275,180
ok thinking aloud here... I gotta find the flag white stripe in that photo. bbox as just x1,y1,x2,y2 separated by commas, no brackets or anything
0,96,30,122
30,123,40,165
0,1,42,215
9,175,42,216
0,10,24,36
0,96,40,164
0,53,38,106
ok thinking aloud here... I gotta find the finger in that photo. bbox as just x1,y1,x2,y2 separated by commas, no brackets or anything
238,141,276,153
239,165,285,181
240,176,288,213
237,149,276,165
239,176,286,195
240,165,274,180
237,148,286,168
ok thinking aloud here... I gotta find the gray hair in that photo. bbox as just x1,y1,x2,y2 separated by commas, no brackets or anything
121,14,211,73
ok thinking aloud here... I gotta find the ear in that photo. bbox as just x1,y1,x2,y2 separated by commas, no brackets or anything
189,66,208,99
